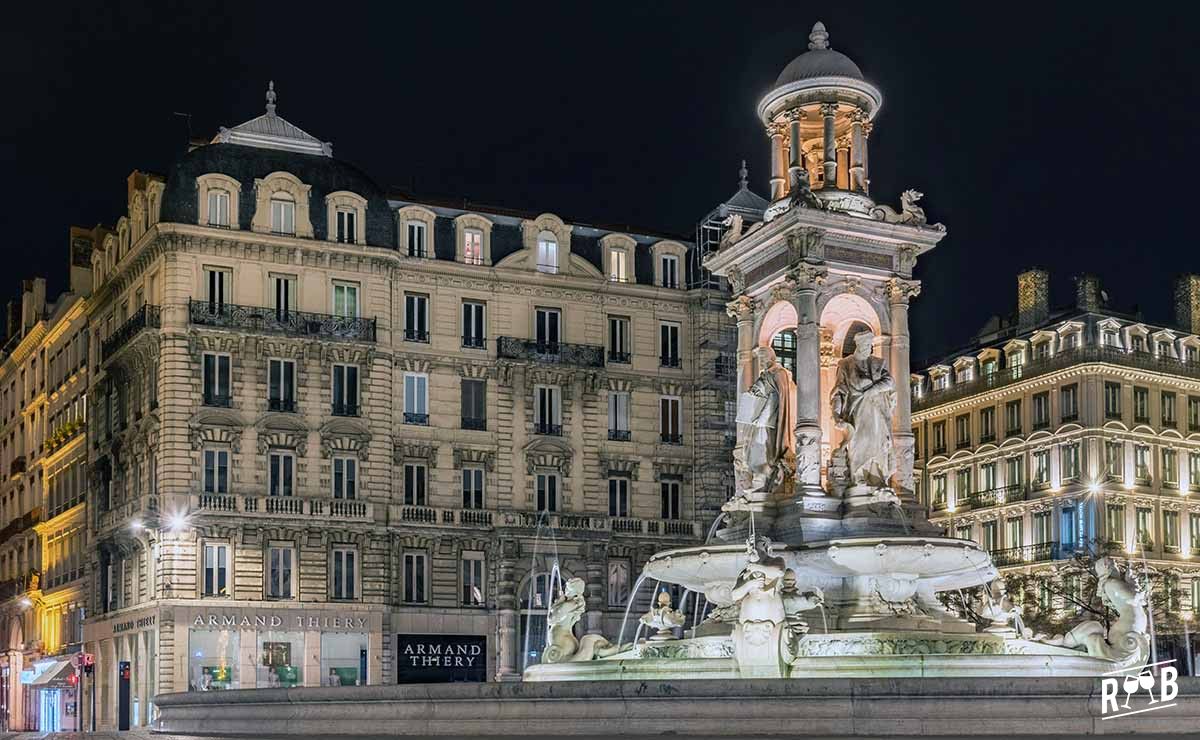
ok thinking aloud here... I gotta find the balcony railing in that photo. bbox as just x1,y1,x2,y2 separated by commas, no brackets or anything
404,412,429,426
608,351,631,364
268,398,296,413
963,484,1028,510
332,402,359,417
990,541,1062,567
8,456,26,478
660,355,682,369
404,329,429,343
461,416,487,431
0,508,41,548
534,422,562,436
497,337,604,368
203,393,233,408
102,304,161,361
660,433,683,445
462,335,486,349
609,429,631,441
188,300,376,342
915,345,1200,411
192,494,373,521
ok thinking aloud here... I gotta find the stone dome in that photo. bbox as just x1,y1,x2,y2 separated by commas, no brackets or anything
774,22,864,86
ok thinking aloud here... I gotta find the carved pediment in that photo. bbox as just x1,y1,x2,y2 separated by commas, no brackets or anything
395,440,438,464
600,455,640,480
190,424,241,452
459,364,491,380
256,412,308,436
524,437,572,476
453,447,495,471
396,356,431,374
258,431,308,457
654,461,690,482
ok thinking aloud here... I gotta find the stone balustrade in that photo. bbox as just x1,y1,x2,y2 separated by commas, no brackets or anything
387,505,700,537
191,493,374,522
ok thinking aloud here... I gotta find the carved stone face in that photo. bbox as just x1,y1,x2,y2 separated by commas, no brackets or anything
564,577,586,598
754,345,779,369
853,330,874,360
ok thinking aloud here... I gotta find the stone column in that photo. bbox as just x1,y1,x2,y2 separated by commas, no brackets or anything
495,554,519,680
789,264,828,496
888,278,922,497
725,295,757,395
836,136,851,190
861,121,873,193
584,543,605,635
786,110,805,187
849,109,867,192
820,103,838,187
767,123,786,200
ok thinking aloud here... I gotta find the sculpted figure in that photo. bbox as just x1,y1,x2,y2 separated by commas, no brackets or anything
542,577,625,663
640,590,686,641
730,552,788,678
870,189,927,225
1035,558,1150,668
728,346,796,507
978,579,1030,637
831,330,896,490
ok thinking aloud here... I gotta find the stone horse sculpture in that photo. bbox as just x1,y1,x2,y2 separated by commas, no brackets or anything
1035,558,1150,669
542,577,626,663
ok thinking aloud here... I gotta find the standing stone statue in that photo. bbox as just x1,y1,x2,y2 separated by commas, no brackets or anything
830,330,895,491
729,346,796,506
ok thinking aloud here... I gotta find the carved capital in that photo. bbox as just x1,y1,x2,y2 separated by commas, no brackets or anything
897,245,919,275
819,102,839,118
770,280,796,307
849,107,869,125
727,266,746,295
887,278,922,304
766,122,788,138
784,109,806,124
861,121,874,138
836,135,852,150
787,263,828,290
725,294,756,322
787,227,824,263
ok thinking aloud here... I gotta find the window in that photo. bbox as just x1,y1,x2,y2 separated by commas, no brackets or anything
208,190,230,227
267,546,294,599
607,560,630,607
404,463,427,506
955,469,971,499
270,273,296,319
1032,511,1051,545
955,366,972,384
268,451,294,497
932,474,946,505
1164,510,1180,549
1162,391,1177,427
332,364,359,416
980,461,997,490
608,477,630,517
1189,396,1200,431
406,222,427,258
202,353,231,407
608,316,630,363
1032,392,1050,429
535,385,561,435
331,547,357,600
268,359,296,412
1033,341,1050,361
955,524,973,541
404,293,429,342
335,209,356,244
1132,335,1147,353
535,307,560,351
932,421,946,453
1105,441,1124,480
536,473,558,512
661,479,681,519
1104,382,1122,418
462,301,486,348
979,407,995,441
1191,453,1200,491
608,391,630,441
1192,513,1200,551
609,248,628,282
205,267,231,310
1158,340,1172,357
1106,504,1125,543
955,414,970,449
461,378,486,430
660,254,679,289
934,374,949,391
462,551,485,606
1005,400,1022,435
1061,443,1080,481
331,281,359,319
463,229,484,265
1190,346,1200,363
1032,450,1050,487
1133,386,1149,423
1006,516,1023,548
1063,333,1079,350
536,233,558,273
1060,384,1078,421
1135,507,1153,546
203,449,229,494
659,322,681,367
333,457,357,499
270,195,295,235
1005,456,1023,488
1134,445,1150,482
981,359,997,377
660,396,682,445
403,552,427,603
462,467,484,509
1162,448,1178,488
1061,507,1077,551
203,542,230,597
981,521,998,552
403,373,428,425
1103,330,1119,347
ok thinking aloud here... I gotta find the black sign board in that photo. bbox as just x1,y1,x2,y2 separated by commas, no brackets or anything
395,634,486,684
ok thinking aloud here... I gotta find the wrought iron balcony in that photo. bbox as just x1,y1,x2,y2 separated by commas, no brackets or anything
660,355,682,369
462,335,486,349
332,402,359,417
497,337,604,368
203,393,233,408
268,398,296,413
462,416,486,431
964,484,1027,510
404,412,429,426
608,429,631,441
990,541,1062,567
188,299,376,342
660,433,683,445
8,456,26,478
405,328,429,343
608,351,631,364
102,304,161,361
534,422,562,436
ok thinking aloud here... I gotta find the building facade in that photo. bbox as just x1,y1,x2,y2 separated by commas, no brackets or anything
913,270,1200,630
78,89,739,729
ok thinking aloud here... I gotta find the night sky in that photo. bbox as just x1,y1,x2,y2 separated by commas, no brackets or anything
4,2,1199,361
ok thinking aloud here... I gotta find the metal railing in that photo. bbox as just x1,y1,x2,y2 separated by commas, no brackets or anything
534,422,562,436
915,345,1200,411
608,351,631,364
660,355,682,368
102,304,161,361
461,416,486,431
404,329,429,343
963,484,1028,510
268,398,296,413
462,335,486,349
188,300,376,342
608,429,631,441
990,541,1062,567
497,337,604,368
660,433,683,445
332,402,359,417
203,393,233,408
404,412,429,426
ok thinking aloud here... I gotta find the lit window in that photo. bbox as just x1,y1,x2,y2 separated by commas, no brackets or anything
333,282,359,319
537,233,558,273
464,228,484,265
208,190,230,227
335,209,357,244
270,195,295,235
462,551,485,606
609,249,628,282
331,547,357,600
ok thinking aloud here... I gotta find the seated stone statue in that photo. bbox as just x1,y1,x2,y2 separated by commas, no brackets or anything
542,577,626,663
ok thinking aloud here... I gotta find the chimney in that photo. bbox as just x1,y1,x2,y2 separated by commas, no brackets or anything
1174,274,1200,333
68,226,95,297
1017,268,1049,330
20,278,47,334
4,300,17,342
1075,274,1102,312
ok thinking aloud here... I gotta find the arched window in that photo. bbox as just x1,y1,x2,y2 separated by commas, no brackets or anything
536,232,558,274
208,189,231,227
270,193,296,235
771,330,796,377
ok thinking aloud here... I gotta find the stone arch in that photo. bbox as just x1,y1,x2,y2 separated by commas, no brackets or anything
755,297,797,348
819,292,883,357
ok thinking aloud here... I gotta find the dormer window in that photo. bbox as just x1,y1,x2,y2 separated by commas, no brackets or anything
1157,340,1172,357
1032,341,1050,361
208,190,231,228
335,209,357,244
407,222,427,258
1132,335,1146,353
464,229,484,265
1103,330,1119,347
537,232,559,274
660,254,680,289
271,194,296,235
609,248,628,283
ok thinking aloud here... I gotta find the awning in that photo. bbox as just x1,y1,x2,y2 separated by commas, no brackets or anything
27,660,75,688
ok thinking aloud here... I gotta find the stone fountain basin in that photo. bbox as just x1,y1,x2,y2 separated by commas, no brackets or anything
643,537,996,596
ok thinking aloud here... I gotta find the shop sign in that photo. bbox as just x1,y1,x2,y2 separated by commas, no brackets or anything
395,634,486,684
192,612,369,630
113,615,156,634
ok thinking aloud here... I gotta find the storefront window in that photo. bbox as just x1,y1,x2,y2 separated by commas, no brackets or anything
188,630,239,691
256,631,304,688
320,633,367,686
